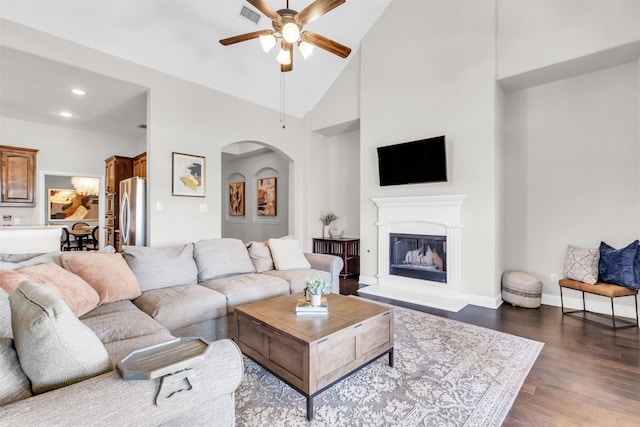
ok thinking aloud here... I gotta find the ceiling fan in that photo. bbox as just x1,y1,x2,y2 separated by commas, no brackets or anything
219,0,352,72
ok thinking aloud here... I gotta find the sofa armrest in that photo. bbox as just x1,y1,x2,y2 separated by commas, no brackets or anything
0,339,244,427
304,252,344,293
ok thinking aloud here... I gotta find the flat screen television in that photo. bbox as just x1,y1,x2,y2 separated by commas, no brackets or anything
377,135,447,186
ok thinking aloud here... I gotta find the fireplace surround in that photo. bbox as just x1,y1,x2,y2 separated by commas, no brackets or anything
359,195,467,312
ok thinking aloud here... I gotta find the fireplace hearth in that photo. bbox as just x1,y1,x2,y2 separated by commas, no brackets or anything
389,233,446,283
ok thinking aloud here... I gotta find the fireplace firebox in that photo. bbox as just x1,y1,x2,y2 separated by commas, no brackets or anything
389,233,446,283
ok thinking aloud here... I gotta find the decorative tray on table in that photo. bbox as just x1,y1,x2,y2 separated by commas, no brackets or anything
116,337,211,380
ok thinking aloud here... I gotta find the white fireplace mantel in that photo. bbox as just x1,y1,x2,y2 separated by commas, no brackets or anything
360,195,468,312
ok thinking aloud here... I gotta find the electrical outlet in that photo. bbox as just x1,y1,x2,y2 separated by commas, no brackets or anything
550,273,558,284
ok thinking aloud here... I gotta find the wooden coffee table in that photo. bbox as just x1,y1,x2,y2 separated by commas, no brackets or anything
234,292,394,421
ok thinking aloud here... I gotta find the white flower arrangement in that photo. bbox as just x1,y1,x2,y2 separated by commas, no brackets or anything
304,277,330,295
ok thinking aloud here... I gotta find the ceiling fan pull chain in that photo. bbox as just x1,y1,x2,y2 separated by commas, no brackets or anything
280,72,286,129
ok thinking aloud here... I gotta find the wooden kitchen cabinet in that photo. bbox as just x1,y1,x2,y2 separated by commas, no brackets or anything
133,152,147,178
104,155,133,251
0,145,38,207
105,155,133,193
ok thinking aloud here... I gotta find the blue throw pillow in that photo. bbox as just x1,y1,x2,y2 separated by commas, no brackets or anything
598,240,640,290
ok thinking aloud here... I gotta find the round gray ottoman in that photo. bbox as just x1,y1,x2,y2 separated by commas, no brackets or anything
501,270,543,308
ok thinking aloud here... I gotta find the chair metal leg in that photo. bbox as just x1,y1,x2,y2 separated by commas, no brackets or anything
611,296,616,329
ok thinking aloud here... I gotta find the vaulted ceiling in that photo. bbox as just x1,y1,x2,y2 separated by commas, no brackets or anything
0,0,391,136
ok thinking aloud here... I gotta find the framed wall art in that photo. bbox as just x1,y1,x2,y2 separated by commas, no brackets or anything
257,177,277,216
48,188,99,221
172,152,206,197
229,182,245,216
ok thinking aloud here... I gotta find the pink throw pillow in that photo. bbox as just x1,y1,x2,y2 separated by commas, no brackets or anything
0,262,99,316
61,253,141,305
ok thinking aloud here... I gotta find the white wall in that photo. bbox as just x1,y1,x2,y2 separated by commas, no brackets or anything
306,130,360,241
1,19,310,247
310,50,360,133
503,62,640,312
497,0,640,79
359,0,501,304
0,116,141,225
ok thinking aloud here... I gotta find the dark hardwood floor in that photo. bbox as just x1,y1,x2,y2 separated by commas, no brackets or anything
339,277,640,426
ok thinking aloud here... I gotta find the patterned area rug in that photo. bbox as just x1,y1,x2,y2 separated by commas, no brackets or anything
235,306,543,426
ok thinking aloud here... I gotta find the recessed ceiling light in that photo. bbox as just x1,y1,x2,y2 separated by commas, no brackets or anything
59,111,73,118
71,89,86,96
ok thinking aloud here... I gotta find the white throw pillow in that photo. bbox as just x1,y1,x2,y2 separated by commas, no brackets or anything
563,245,599,284
9,281,112,394
268,238,311,271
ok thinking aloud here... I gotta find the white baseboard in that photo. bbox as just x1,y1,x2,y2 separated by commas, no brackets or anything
465,293,503,310
357,275,377,286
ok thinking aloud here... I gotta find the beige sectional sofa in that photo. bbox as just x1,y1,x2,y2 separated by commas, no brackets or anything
0,237,343,426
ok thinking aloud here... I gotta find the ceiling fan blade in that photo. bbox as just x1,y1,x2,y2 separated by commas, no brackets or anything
297,0,345,25
301,31,351,58
281,42,293,72
247,0,281,21
219,29,273,46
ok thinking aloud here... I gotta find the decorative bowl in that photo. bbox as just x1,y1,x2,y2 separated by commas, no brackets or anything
329,228,344,238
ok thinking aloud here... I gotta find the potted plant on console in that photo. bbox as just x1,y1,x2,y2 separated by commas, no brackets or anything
320,212,338,238
304,277,330,307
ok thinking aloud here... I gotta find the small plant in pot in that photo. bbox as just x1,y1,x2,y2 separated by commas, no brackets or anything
319,212,338,238
304,277,330,306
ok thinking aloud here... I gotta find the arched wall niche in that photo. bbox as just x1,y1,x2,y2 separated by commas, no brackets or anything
221,140,292,242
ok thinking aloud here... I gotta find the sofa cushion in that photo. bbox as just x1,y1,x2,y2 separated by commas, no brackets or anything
193,238,255,282
80,300,167,345
200,273,289,313
246,241,274,273
103,331,176,366
0,262,100,316
134,284,227,331
9,281,112,394
598,240,640,290
0,338,32,405
61,252,142,304
268,238,311,270
263,269,332,293
563,245,599,285
122,244,198,291
1,288,13,338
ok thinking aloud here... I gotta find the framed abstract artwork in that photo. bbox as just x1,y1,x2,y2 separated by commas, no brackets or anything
257,177,276,216
172,152,206,197
229,182,245,216
48,189,99,221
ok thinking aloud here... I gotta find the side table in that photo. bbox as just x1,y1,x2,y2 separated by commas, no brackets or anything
312,237,360,278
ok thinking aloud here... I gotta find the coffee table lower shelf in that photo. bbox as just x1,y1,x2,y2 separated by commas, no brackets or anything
234,293,395,421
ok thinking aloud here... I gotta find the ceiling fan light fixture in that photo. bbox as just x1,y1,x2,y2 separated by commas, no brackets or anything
281,22,300,43
298,41,314,59
276,46,291,65
259,34,277,53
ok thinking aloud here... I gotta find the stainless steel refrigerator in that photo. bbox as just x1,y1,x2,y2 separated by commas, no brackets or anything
119,177,146,247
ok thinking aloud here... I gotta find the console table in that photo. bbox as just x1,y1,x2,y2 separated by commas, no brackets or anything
312,237,360,278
